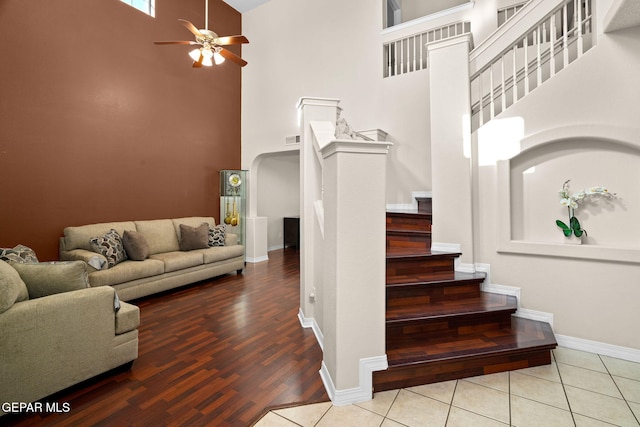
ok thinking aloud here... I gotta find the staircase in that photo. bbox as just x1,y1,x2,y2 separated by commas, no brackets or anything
373,199,557,391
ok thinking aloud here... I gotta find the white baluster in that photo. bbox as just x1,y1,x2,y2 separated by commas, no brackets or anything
536,27,542,88
550,15,556,77
576,0,583,56
489,63,495,120
512,44,518,105
563,2,569,68
478,72,484,127
524,34,529,96
501,55,506,112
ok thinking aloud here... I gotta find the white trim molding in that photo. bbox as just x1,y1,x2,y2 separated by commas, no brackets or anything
556,335,640,364
298,308,324,351
245,255,269,263
319,355,389,406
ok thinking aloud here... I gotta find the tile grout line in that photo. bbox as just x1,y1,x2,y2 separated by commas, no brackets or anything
598,353,640,426
552,349,578,427
443,380,459,426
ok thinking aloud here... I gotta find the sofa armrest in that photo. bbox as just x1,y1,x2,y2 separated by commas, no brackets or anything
116,302,140,335
0,286,132,405
60,248,107,272
225,233,238,246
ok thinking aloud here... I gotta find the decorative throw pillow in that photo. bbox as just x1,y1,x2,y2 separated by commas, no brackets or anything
122,230,150,261
0,260,29,314
179,223,209,251
12,261,89,299
89,229,128,268
0,244,38,264
208,224,226,247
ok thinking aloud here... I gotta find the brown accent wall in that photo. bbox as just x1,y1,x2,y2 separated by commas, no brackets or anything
0,0,242,260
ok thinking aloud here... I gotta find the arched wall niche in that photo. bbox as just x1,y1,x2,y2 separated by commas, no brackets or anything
496,125,640,264
251,149,301,250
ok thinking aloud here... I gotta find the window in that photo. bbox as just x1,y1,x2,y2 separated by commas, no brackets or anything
497,2,528,27
121,0,155,17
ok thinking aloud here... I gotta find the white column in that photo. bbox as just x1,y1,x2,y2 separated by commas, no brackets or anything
296,97,340,322
427,34,475,266
320,138,390,404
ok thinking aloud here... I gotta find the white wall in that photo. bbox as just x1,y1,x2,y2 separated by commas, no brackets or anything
256,151,300,249
241,0,432,207
401,0,470,23
473,26,640,350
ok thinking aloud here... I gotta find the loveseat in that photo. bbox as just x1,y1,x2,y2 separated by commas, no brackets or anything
59,216,244,301
0,259,139,415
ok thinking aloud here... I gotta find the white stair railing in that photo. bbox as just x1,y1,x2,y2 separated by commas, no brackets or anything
383,21,471,78
470,0,593,131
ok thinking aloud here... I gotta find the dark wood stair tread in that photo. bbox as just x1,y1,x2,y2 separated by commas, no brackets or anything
386,249,459,258
386,271,485,288
387,292,516,322
385,316,556,367
386,229,431,236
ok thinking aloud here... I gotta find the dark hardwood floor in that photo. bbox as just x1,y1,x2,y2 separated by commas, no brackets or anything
5,249,328,427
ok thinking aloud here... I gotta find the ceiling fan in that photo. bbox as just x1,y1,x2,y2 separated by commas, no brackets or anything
154,0,249,68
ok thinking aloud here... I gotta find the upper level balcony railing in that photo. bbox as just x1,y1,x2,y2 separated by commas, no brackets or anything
470,0,593,131
383,21,471,78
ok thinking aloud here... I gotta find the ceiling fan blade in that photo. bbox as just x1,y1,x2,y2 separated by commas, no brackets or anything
216,35,249,45
219,48,247,67
154,41,199,45
193,52,204,68
179,19,204,37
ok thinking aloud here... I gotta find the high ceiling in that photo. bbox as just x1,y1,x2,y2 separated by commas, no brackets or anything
223,0,270,13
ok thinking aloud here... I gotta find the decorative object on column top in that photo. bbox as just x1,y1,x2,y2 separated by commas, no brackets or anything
556,179,617,243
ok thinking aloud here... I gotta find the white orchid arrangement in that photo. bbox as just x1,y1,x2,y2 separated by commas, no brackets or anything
556,179,616,238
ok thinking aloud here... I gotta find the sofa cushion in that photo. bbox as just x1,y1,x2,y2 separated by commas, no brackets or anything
88,259,165,288
0,260,29,314
149,251,204,273
179,223,209,251
0,244,39,264
197,245,245,264
122,230,150,261
63,221,137,252
135,219,180,255
208,225,226,247
90,229,128,268
12,261,89,299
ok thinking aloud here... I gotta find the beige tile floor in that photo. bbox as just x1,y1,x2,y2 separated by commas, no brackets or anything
254,348,640,426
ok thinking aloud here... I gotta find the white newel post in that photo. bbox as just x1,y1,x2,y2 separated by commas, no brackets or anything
297,97,390,405
427,34,475,267
297,97,339,326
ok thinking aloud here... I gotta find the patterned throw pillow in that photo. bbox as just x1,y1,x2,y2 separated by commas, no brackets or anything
208,224,226,247
89,229,128,268
0,244,38,263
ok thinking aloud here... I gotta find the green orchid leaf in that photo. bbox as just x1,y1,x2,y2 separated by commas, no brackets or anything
570,217,584,238
556,220,572,237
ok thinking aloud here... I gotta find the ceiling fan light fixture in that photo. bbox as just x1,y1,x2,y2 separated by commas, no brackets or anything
213,51,225,65
188,48,202,62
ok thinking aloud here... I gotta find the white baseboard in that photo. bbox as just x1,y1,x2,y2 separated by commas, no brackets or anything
298,308,324,351
555,334,640,363
319,355,388,406
245,255,269,263
431,242,461,253
386,202,414,211
268,244,284,252
386,191,432,212
514,308,554,326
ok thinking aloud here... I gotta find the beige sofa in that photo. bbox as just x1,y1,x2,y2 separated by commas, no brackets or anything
59,216,244,301
0,259,139,415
